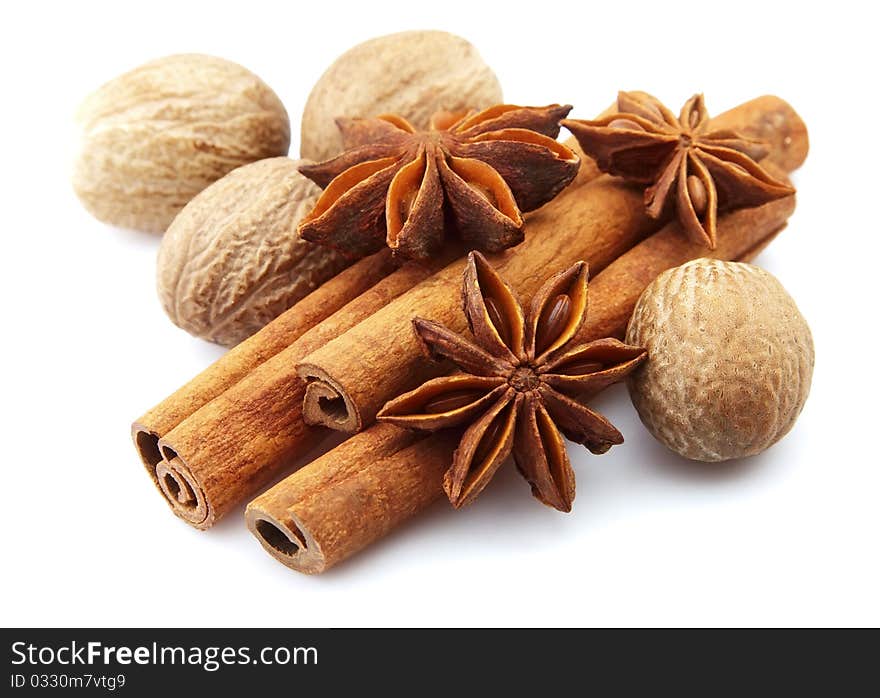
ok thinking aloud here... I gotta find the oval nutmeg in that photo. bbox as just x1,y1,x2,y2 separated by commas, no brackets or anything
157,158,350,347
73,53,291,233
625,259,814,462
301,30,503,162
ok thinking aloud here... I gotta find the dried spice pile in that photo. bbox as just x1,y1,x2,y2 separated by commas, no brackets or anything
71,31,813,574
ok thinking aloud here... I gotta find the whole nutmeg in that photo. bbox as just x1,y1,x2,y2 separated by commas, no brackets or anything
301,30,502,162
625,259,814,462
157,157,349,346
73,54,291,233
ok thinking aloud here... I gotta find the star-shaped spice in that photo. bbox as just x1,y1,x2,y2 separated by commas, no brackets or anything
298,105,580,261
377,252,646,511
562,92,795,248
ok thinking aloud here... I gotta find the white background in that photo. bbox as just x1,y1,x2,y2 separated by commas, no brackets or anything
1,0,877,627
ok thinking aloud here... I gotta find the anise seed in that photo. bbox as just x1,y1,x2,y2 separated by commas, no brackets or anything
558,359,603,375
608,118,644,132
472,417,505,466
686,175,708,216
484,296,510,346
423,389,484,414
688,108,701,129
536,294,572,354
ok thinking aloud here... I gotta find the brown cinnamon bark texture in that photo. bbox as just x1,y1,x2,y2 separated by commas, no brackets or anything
709,95,808,173
132,248,396,465
247,184,798,574
575,172,795,344
299,173,652,432
296,96,807,435
247,424,459,573
142,250,461,528
134,96,804,532
134,134,607,528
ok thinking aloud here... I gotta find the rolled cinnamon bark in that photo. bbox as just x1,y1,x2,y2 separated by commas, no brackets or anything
709,95,808,173
299,173,653,432
296,96,807,434
246,424,458,573
576,170,796,343
132,248,397,467
133,139,604,528
144,250,461,528
247,189,797,574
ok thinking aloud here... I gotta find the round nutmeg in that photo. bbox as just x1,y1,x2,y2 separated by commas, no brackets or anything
301,30,502,162
73,54,291,233
157,157,349,347
625,259,814,462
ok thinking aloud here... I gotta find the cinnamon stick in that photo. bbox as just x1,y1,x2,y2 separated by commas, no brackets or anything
296,96,807,434
299,173,652,432
246,190,797,574
132,138,599,530
132,248,397,465
709,95,808,173
135,135,609,527
246,424,458,573
576,170,796,343
144,249,461,528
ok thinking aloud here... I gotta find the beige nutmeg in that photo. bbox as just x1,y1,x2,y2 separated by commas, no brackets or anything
625,259,814,462
301,30,502,162
157,157,349,347
73,54,291,233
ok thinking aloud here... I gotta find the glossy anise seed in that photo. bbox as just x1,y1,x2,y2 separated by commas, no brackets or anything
688,109,701,129
423,389,486,414
557,359,604,375
608,118,644,131
687,175,708,216
535,294,572,354
472,414,506,467
484,296,510,347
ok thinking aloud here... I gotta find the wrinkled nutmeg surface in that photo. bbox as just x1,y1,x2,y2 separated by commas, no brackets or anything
157,158,349,347
625,259,814,462
300,30,502,162
73,53,291,233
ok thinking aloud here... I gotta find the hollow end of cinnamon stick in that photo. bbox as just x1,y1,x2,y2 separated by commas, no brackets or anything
289,97,809,443
245,423,452,574
246,507,326,574
133,421,214,528
132,423,162,471
299,364,363,433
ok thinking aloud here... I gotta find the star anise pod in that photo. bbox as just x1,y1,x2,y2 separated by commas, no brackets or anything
297,105,580,261
377,252,646,511
562,92,794,248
